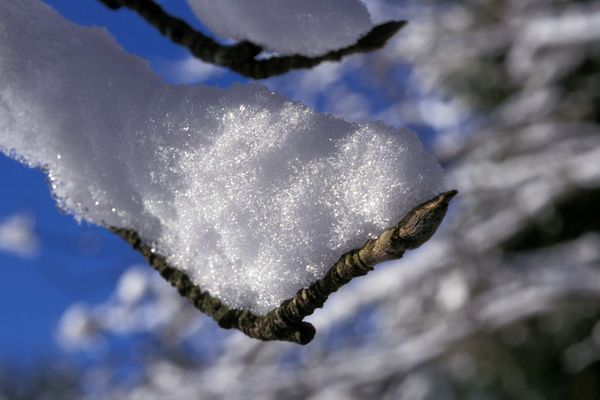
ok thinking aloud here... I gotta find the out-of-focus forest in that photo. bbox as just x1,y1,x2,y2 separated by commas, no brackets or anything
2,0,599,398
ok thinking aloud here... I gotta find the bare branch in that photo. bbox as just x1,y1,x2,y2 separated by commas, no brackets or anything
98,0,406,79
111,190,456,344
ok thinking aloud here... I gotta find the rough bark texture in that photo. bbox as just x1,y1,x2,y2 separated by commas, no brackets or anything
98,0,406,79
111,190,456,345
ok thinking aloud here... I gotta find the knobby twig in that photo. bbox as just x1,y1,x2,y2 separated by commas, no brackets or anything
111,190,457,345
99,0,406,79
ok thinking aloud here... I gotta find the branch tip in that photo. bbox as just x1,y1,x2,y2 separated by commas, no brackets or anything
356,20,407,50
395,190,458,250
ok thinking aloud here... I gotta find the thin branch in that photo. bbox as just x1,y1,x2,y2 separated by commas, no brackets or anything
111,190,457,345
98,0,406,79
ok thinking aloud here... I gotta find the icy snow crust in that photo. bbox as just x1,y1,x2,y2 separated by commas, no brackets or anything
187,0,374,56
0,0,443,314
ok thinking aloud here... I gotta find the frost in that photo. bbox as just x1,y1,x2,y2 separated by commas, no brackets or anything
187,0,374,56
0,0,443,313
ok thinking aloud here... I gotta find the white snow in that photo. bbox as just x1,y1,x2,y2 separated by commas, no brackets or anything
157,56,227,84
0,0,443,314
187,0,374,56
0,213,39,258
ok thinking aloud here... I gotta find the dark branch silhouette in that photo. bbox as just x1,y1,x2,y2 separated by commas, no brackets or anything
99,0,406,79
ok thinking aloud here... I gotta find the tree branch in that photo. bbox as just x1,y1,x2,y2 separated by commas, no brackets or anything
98,0,406,79
111,190,457,345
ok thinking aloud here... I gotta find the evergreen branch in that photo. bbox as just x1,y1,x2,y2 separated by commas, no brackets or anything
111,190,457,345
98,0,406,79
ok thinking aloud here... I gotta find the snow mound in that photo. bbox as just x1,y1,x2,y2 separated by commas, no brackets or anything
0,0,444,313
187,0,374,56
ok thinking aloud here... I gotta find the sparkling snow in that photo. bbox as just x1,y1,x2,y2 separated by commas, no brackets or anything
187,0,374,56
0,0,443,313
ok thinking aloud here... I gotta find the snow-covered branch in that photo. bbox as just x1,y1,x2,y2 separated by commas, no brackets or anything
99,0,406,78
0,0,448,343
112,190,456,344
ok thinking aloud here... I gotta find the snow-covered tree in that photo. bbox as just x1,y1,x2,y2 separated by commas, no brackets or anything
49,0,599,399
3,0,599,398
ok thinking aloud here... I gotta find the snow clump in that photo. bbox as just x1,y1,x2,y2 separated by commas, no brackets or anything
187,0,374,56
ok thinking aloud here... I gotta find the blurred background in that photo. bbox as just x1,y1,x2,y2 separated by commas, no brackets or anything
1,0,599,398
